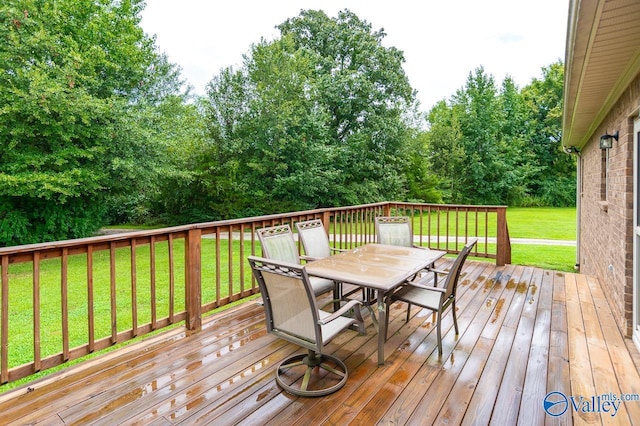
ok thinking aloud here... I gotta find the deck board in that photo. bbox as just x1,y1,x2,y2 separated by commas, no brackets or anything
518,269,554,426
0,261,639,425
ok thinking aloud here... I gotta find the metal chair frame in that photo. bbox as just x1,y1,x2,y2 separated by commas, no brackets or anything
249,256,364,396
386,238,478,356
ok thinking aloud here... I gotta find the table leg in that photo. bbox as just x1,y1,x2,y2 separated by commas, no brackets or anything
377,290,386,366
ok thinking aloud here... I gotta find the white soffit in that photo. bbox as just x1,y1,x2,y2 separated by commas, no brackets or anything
562,0,640,149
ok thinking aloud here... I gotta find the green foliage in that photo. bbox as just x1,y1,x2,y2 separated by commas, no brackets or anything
0,2,575,240
0,0,189,245
181,9,436,220
423,61,575,207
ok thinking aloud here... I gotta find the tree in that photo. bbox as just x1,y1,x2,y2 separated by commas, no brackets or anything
0,0,187,245
425,100,465,202
195,9,423,218
423,63,573,207
521,61,575,206
447,67,523,204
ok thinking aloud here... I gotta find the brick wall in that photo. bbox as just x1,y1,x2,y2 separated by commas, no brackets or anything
578,75,640,336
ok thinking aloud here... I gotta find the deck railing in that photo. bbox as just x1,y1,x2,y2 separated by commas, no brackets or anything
0,202,509,385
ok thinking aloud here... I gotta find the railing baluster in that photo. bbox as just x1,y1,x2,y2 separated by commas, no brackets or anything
110,242,117,344
168,234,175,322
87,245,95,352
239,224,245,294
215,228,221,306
475,209,479,251
33,251,41,372
228,226,234,300
1,255,8,383
454,207,460,251
427,206,432,249
131,239,138,337
465,209,469,246
437,207,441,249
150,236,157,330
485,208,489,257
61,248,69,361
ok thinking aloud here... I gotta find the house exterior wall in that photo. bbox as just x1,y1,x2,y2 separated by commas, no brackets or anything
578,74,640,336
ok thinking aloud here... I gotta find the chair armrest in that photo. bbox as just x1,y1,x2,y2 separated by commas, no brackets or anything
407,281,447,292
430,268,449,276
318,300,363,325
330,247,348,253
300,255,320,262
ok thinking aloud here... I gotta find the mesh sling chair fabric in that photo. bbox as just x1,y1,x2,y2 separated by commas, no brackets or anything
295,219,361,303
386,238,477,356
295,219,346,261
375,216,414,247
248,256,365,396
256,224,334,297
375,215,437,284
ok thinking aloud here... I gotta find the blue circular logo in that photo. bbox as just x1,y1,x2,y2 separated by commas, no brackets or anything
543,391,568,416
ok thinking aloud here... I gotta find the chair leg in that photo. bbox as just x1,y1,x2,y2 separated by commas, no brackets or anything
385,300,391,340
452,300,459,335
436,310,443,356
405,302,411,322
333,282,341,312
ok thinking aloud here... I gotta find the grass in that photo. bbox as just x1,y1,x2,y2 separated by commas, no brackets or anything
505,207,576,240
504,207,577,272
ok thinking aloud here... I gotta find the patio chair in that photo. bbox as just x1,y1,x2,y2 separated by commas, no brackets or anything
375,216,415,247
295,219,346,261
256,224,334,297
386,238,477,356
248,256,365,397
296,219,364,301
375,215,436,282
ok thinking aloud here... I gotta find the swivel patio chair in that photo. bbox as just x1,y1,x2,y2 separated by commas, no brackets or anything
248,256,365,396
386,238,477,356
256,224,334,297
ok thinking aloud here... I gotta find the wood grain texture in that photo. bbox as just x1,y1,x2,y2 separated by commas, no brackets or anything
0,261,638,426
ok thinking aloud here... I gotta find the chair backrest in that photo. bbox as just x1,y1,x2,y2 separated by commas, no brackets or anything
443,238,478,300
256,225,300,264
375,216,413,247
248,256,321,350
296,219,331,259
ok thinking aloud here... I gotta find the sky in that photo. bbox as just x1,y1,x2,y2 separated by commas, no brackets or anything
140,0,569,112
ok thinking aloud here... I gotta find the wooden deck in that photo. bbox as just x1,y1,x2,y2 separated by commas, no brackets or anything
1,261,640,425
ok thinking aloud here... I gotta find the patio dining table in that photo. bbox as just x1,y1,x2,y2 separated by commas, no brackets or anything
305,243,446,366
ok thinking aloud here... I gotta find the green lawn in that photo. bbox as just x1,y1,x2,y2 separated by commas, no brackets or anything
505,207,577,272
506,207,576,240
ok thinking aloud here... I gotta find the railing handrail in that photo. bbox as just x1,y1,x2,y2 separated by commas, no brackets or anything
0,202,508,254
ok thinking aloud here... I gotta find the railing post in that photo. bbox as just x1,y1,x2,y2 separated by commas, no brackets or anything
185,229,202,331
496,207,511,266
321,211,331,233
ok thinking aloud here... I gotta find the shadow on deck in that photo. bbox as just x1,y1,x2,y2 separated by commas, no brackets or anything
1,260,639,425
